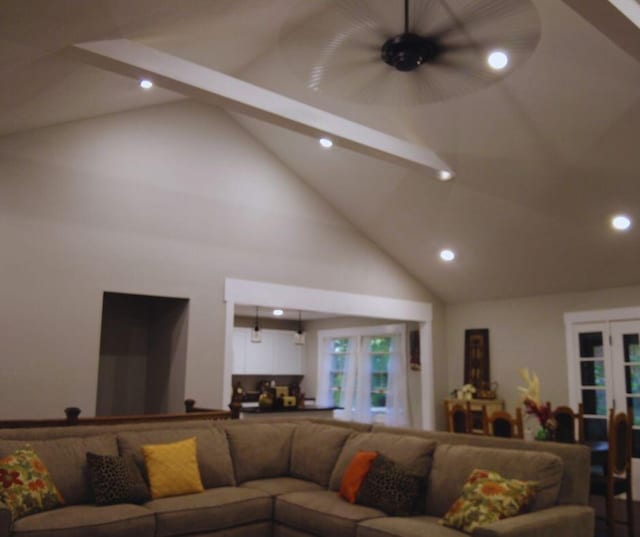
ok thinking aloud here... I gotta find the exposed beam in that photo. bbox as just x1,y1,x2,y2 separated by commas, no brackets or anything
68,39,452,178
561,0,640,62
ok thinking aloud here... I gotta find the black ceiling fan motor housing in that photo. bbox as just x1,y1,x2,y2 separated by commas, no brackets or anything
381,33,442,71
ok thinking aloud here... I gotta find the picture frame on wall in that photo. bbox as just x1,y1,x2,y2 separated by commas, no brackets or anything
464,328,490,389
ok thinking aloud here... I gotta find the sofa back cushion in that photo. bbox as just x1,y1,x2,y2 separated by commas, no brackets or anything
426,444,564,517
328,432,437,491
290,422,352,487
225,422,295,484
0,435,118,505
118,428,235,489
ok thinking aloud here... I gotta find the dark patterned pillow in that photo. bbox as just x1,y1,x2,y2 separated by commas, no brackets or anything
355,453,423,516
86,452,150,506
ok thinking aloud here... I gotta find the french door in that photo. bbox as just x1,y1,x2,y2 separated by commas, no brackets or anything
566,313,640,499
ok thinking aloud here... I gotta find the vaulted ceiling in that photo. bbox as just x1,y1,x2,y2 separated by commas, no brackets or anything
2,0,639,303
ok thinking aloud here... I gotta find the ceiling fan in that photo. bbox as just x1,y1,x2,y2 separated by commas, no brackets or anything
278,0,541,105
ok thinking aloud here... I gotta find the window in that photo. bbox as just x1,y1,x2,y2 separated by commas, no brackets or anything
317,324,408,426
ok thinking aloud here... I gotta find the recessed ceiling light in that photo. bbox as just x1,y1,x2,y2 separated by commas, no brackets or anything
438,170,453,181
319,137,333,149
273,309,284,316
139,79,153,89
611,214,632,231
487,50,509,70
440,249,456,262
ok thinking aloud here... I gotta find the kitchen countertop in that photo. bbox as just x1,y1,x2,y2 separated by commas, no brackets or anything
241,405,340,414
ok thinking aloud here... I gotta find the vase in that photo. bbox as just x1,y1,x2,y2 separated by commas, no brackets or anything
535,426,553,441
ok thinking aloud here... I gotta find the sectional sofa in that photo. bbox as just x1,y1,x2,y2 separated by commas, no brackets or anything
0,417,594,537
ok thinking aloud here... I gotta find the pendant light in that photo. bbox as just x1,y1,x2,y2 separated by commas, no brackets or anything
251,306,262,343
293,310,305,345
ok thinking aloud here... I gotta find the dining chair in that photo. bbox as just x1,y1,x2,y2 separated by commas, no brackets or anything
444,400,473,434
482,407,524,438
589,407,634,537
552,403,585,443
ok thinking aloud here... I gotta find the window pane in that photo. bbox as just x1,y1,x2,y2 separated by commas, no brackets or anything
371,392,386,408
330,372,343,388
584,417,607,442
371,354,389,372
579,332,603,358
623,334,640,362
626,397,640,426
332,338,349,353
372,373,388,390
369,337,391,353
625,366,640,395
580,361,605,386
633,430,640,459
332,390,342,407
331,354,346,371
582,389,607,415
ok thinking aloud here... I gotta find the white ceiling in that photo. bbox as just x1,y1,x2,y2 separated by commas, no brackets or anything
1,0,639,303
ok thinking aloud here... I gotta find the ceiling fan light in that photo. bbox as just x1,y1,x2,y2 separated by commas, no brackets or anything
487,50,509,70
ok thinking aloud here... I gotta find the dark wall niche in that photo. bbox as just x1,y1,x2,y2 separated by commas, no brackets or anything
96,292,189,416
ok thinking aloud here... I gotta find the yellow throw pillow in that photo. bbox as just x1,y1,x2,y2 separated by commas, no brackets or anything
141,437,204,499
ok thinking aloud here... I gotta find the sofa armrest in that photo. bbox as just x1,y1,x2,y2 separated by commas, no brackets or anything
0,501,11,537
472,505,594,537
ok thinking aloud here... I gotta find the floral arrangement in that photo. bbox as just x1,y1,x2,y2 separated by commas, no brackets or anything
453,383,477,400
517,368,556,440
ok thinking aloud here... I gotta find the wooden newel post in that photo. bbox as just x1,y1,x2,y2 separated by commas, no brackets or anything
64,407,81,425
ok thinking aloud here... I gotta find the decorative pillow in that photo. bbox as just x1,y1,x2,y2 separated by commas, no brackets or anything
355,453,423,516
141,437,204,499
440,469,537,534
339,451,378,503
86,452,150,506
0,446,64,521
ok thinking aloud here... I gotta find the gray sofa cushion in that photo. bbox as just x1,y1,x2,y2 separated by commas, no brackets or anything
290,422,352,487
225,422,296,483
241,477,324,496
329,432,437,491
276,490,385,537
117,427,235,488
143,486,271,537
357,515,464,537
10,504,154,537
0,435,118,505
426,444,564,517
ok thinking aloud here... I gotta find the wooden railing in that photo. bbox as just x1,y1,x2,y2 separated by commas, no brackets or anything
0,401,233,429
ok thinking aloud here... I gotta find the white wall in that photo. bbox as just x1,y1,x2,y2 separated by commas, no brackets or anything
0,100,434,419
446,284,640,417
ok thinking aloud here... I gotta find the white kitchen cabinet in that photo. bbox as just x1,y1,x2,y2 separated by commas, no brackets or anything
232,327,303,375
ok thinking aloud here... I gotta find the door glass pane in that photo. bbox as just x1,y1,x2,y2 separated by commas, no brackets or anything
626,397,640,426
582,389,607,415
371,354,389,372
625,366,640,394
623,334,640,362
580,361,605,386
584,417,607,442
579,332,603,358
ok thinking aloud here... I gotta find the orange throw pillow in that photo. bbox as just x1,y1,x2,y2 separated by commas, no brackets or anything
339,451,378,503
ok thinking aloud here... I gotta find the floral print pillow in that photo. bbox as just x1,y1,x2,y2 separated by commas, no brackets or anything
440,469,537,534
0,446,64,521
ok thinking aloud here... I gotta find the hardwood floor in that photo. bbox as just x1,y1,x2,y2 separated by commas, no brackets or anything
590,496,638,537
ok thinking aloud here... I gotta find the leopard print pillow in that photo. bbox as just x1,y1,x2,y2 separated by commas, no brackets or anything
355,453,423,516
86,452,150,506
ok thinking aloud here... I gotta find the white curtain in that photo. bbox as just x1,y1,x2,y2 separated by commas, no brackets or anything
339,337,358,421
385,334,409,427
352,337,372,424
315,337,333,407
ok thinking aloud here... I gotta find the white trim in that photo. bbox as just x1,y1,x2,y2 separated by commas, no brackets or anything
223,278,434,428
564,306,640,325
609,0,640,28
317,323,406,340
